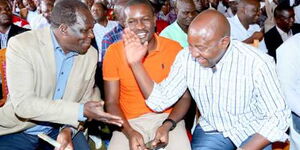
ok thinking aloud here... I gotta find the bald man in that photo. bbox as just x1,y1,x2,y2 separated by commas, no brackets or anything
227,0,263,44
160,0,198,48
123,10,290,150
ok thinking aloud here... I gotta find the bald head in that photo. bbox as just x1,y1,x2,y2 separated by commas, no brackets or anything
189,10,230,41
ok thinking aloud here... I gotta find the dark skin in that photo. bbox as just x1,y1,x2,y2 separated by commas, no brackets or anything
236,0,263,43
275,9,295,33
52,8,124,149
176,0,198,33
105,3,192,150
91,2,108,27
0,1,13,34
125,10,271,150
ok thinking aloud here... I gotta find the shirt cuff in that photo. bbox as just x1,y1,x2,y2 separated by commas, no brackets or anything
78,104,87,122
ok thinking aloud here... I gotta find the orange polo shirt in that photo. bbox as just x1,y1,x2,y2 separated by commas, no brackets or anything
103,34,182,119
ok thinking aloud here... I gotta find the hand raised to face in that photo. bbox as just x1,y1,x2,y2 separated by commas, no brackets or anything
123,28,148,65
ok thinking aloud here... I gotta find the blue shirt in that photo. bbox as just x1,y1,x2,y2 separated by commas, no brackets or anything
25,31,86,135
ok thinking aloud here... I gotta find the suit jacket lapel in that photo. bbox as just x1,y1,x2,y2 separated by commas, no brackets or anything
37,27,56,85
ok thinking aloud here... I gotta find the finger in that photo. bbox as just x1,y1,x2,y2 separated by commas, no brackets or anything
105,120,123,127
100,112,122,120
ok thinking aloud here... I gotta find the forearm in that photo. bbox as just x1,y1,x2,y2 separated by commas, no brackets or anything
240,133,270,150
130,62,154,99
105,102,134,137
243,37,255,44
166,90,191,123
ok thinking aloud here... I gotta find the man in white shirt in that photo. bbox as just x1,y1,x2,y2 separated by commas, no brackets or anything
277,33,300,150
91,2,118,62
123,10,290,150
227,0,263,44
31,0,54,30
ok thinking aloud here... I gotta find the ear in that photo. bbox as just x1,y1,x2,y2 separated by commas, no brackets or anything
220,36,230,49
58,24,69,36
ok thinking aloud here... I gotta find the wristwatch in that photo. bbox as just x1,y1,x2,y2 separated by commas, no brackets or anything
162,118,176,131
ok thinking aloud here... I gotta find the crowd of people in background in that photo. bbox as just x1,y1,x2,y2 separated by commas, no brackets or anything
0,0,299,150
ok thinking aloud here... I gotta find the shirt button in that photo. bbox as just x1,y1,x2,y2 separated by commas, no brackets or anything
57,88,60,91
61,72,64,75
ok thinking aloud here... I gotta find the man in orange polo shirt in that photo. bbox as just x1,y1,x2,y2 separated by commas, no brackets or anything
102,0,192,150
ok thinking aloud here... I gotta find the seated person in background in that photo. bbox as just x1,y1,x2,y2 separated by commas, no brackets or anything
0,0,28,49
124,9,290,150
20,0,39,27
227,0,263,43
160,0,198,48
264,4,300,62
31,0,54,30
103,0,192,150
0,1,123,150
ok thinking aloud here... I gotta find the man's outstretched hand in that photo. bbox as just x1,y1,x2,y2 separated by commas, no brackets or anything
84,101,123,127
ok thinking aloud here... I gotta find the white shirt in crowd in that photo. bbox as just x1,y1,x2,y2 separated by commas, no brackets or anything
227,15,268,53
145,40,290,147
26,10,39,27
277,33,300,116
30,14,50,30
92,20,118,62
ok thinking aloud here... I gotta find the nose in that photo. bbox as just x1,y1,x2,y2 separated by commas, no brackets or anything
136,20,145,30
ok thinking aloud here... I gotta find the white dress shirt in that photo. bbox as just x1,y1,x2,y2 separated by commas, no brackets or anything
228,15,261,41
30,14,50,30
277,33,300,116
93,21,118,62
276,26,293,42
146,40,290,146
228,15,268,52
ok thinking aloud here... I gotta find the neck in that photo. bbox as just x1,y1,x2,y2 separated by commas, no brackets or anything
0,24,11,34
53,29,70,54
177,21,188,33
237,14,249,30
97,18,108,26
147,35,157,52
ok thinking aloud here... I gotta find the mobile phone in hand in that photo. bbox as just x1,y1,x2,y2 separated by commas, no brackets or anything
145,140,166,150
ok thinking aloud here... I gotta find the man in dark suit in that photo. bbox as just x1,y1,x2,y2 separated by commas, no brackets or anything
264,4,300,62
0,0,28,98
0,0,28,49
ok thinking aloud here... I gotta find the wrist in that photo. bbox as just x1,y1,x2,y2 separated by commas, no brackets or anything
237,148,245,150
162,119,176,131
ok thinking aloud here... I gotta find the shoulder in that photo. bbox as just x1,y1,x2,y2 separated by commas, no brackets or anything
231,40,274,64
157,36,182,52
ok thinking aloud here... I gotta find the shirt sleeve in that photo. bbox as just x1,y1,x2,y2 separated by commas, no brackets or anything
102,44,119,81
276,36,300,116
78,104,87,121
146,50,188,112
253,57,290,142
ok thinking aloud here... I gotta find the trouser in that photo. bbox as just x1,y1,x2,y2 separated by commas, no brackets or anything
108,113,191,150
0,128,89,150
191,124,272,150
290,112,300,150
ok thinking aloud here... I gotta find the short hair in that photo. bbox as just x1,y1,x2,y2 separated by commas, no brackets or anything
50,0,89,28
93,2,108,11
125,0,155,15
274,4,294,18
